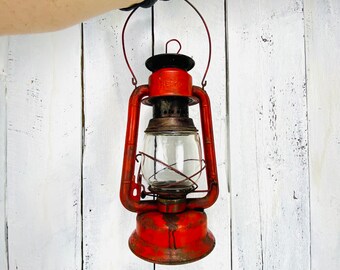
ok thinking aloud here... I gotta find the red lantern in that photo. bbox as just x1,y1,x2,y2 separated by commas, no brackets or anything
120,1,218,265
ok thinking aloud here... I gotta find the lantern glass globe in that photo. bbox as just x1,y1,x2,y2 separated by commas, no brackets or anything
141,132,203,192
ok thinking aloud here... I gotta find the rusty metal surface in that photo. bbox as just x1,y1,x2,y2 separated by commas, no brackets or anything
129,210,215,265
145,117,197,134
156,198,187,213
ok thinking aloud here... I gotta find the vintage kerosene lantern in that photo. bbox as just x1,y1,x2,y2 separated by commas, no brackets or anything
120,1,219,265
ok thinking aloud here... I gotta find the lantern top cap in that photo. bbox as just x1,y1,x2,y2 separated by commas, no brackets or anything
146,54,195,72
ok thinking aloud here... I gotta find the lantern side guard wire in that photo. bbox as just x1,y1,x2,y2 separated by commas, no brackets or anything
138,151,206,190
134,154,213,198
121,0,212,89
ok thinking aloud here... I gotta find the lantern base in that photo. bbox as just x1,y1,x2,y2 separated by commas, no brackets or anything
129,210,215,265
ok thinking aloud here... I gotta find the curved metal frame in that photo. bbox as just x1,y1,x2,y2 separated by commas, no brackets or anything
120,85,219,213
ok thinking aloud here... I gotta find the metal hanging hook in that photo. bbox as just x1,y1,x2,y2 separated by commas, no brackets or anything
165,39,182,54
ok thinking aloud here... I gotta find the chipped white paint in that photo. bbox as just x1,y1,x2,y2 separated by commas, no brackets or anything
228,0,310,269
305,1,340,269
0,36,9,270
5,27,82,269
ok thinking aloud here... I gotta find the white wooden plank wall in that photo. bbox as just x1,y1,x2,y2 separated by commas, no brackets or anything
0,0,340,270
304,1,340,269
228,0,310,269
0,36,9,270
3,27,83,269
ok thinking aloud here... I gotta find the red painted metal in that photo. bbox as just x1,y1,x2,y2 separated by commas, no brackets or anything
187,86,219,210
120,85,158,213
120,66,219,264
129,210,215,265
148,68,194,100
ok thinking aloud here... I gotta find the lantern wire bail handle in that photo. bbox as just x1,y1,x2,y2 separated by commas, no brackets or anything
122,7,139,87
183,0,212,88
121,0,212,89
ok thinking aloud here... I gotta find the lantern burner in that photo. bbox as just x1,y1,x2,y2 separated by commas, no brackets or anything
144,96,197,134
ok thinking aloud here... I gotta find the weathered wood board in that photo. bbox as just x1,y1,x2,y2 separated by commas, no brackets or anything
5,27,83,269
305,0,340,269
228,0,310,269
0,36,9,270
